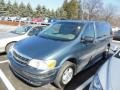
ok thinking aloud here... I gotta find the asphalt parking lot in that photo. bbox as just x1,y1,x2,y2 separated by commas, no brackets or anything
0,40,120,90
0,24,16,32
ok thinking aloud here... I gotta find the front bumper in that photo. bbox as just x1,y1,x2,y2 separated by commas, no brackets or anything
8,52,58,86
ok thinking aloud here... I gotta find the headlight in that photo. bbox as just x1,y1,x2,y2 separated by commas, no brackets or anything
89,74,103,90
28,59,57,70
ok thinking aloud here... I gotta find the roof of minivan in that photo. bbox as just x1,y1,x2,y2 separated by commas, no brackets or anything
56,20,109,24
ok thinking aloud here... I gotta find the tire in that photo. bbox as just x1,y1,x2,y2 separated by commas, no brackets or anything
6,42,15,54
53,61,75,89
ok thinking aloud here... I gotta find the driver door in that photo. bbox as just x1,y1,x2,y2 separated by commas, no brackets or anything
77,23,97,72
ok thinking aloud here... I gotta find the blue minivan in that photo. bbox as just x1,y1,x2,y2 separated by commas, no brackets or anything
8,20,112,88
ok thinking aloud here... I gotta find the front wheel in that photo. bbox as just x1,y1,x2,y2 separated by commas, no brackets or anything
53,61,75,89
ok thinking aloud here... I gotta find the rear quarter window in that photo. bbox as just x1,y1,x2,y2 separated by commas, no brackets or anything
96,22,111,38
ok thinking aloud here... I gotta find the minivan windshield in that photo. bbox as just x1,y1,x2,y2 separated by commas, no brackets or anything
39,22,84,41
12,26,32,35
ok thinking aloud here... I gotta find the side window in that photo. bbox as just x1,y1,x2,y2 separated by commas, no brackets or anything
81,24,95,39
28,27,42,36
104,24,111,36
96,23,111,38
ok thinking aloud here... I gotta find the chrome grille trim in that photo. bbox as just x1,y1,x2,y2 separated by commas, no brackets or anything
13,50,31,65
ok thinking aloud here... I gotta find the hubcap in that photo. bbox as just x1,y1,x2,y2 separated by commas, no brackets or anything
62,67,73,85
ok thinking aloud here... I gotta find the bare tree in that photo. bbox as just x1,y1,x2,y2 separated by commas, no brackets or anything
102,4,116,22
83,0,103,20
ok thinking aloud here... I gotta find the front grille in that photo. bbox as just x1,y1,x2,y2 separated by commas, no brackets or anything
13,50,30,65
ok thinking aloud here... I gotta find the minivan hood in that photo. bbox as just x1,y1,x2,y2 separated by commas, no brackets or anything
98,57,120,90
0,32,19,39
14,36,70,59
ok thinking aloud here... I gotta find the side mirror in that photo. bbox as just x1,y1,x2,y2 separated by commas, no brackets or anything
81,36,94,43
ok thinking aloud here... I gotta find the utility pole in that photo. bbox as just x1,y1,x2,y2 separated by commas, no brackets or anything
87,11,89,20
81,0,84,20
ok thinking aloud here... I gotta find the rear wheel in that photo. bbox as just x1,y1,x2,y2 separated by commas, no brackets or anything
6,42,15,54
53,61,75,89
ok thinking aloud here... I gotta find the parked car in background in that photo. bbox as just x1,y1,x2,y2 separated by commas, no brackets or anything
14,16,21,22
32,18,43,23
0,16,5,20
20,17,31,22
113,30,120,40
48,18,57,23
43,17,49,23
8,17,18,22
0,24,47,53
4,16,9,21
89,49,120,90
8,20,112,88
